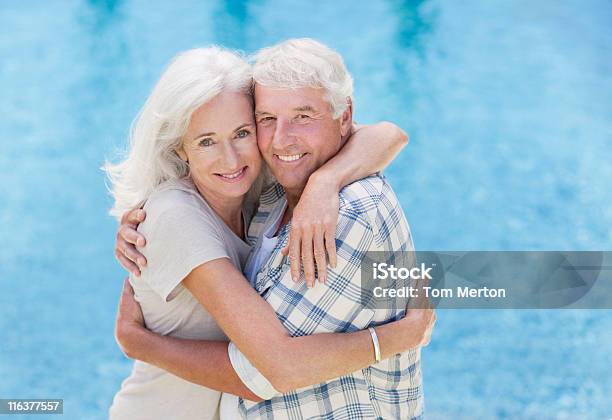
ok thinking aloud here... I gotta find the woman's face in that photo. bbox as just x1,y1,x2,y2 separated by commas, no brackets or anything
178,91,261,201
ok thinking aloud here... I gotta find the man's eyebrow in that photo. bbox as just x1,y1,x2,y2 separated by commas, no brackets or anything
293,105,317,113
254,111,273,116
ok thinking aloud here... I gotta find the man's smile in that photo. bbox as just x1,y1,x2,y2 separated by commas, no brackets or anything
274,153,307,163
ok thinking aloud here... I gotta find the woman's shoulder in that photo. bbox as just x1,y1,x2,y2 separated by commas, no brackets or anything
142,178,210,222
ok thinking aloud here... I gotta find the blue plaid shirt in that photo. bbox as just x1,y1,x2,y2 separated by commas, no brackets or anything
238,175,423,419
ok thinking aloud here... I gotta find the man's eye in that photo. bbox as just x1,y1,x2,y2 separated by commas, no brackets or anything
236,129,251,139
258,116,275,124
198,138,214,147
295,114,311,121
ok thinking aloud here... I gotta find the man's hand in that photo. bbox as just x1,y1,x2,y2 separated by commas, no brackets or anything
281,173,339,287
115,279,145,358
115,208,148,276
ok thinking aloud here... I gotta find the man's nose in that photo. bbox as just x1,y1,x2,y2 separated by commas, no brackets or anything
272,118,294,148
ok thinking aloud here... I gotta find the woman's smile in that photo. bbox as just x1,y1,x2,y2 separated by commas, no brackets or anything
214,166,248,183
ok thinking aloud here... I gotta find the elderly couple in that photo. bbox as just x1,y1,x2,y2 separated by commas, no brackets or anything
106,38,435,420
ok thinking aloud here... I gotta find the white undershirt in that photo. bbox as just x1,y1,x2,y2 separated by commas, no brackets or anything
244,199,287,283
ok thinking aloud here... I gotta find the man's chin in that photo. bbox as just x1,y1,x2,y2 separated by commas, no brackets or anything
273,174,309,192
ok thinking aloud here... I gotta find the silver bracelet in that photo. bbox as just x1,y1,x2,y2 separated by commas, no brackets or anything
368,327,381,363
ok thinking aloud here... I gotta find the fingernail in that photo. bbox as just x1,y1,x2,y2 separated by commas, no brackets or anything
137,238,145,247
138,258,146,267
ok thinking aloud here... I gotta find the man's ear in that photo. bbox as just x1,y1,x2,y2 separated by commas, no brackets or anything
339,97,353,137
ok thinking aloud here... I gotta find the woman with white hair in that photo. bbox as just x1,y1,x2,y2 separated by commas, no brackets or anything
106,46,433,420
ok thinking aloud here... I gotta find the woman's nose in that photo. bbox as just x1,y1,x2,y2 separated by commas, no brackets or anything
222,142,241,169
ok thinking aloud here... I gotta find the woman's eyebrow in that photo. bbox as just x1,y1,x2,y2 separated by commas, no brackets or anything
233,123,255,132
193,131,215,140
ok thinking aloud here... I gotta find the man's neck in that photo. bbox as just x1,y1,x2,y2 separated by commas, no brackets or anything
276,187,302,234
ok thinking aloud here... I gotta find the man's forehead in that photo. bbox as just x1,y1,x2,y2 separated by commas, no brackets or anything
254,84,328,113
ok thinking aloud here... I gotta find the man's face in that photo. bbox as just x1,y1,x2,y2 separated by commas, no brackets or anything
254,84,347,192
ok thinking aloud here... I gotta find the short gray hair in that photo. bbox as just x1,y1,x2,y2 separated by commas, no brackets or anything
104,47,252,219
252,38,353,118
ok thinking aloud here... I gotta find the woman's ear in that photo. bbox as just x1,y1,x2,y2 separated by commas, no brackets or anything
339,97,353,137
176,146,188,162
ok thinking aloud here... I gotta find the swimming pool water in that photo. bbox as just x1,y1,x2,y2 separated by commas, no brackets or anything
1,1,611,418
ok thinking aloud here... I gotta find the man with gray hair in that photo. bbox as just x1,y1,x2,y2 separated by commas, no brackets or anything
114,38,429,419
229,37,424,419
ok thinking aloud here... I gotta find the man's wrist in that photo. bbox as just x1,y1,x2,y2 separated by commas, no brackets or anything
116,322,149,360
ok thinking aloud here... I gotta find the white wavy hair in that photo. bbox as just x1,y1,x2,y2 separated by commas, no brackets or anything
252,38,353,118
104,47,253,219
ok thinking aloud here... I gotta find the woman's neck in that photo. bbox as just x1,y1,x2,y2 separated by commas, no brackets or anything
193,181,245,238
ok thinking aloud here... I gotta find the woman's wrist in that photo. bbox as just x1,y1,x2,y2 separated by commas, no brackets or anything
376,317,419,359
307,168,342,193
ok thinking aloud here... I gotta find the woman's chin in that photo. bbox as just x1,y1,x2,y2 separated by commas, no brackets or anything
211,176,255,198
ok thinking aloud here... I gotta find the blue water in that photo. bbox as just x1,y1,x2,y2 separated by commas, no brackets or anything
1,1,611,419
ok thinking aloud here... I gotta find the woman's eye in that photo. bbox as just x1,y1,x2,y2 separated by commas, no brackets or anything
198,138,214,147
296,114,310,120
258,116,275,124
236,129,250,139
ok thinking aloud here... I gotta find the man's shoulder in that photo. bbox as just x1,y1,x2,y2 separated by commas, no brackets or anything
338,174,396,218
338,175,411,250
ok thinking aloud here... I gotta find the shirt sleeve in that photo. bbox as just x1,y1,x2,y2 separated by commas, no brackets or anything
227,342,280,399
259,207,377,336
138,197,230,302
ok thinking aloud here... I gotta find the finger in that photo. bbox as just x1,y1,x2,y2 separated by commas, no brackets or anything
407,262,429,311
313,224,327,284
123,278,134,295
119,224,146,247
281,244,289,256
116,250,141,277
127,208,146,224
117,235,147,267
324,223,337,268
301,230,315,287
120,209,131,225
288,228,302,283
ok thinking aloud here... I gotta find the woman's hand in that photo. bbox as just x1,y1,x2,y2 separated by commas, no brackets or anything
401,306,436,348
282,173,339,287
115,208,148,276
399,276,436,349
115,279,146,358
